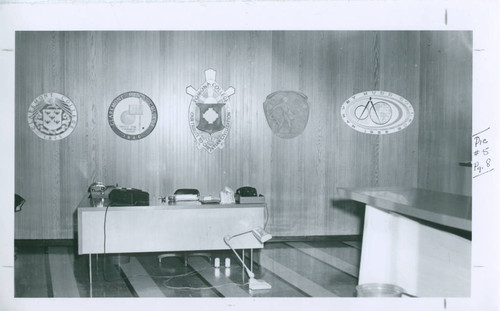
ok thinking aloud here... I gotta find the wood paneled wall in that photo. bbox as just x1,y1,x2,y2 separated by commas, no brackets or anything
418,32,473,195
14,31,471,239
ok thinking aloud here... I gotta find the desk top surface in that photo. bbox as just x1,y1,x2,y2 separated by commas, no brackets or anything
337,187,471,231
78,195,266,210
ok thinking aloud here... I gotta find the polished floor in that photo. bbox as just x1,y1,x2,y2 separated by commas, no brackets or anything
15,240,361,298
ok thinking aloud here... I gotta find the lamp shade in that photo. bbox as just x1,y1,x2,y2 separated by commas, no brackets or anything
15,194,25,212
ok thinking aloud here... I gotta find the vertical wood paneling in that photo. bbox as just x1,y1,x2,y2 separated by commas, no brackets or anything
221,31,273,198
270,32,306,234
61,32,106,236
378,32,420,187
15,31,471,239
15,32,65,239
328,32,382,235
301,32,329,234
418,32,472,196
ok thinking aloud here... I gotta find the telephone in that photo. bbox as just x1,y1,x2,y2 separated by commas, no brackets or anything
235,186,265,204
87,182,149,206
236,186,257,197
108,187,149,206
220,186,235,204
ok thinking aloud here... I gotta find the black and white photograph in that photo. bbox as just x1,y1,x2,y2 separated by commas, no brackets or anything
1,1,499,311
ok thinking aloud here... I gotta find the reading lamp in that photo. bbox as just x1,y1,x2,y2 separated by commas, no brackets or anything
223,227,272,291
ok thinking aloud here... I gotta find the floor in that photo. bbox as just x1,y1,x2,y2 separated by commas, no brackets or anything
14,240,361,298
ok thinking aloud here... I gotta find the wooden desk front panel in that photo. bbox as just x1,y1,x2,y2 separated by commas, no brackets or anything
78,205,265,254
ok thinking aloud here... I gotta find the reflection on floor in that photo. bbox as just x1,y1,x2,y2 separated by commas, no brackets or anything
15,240,361,298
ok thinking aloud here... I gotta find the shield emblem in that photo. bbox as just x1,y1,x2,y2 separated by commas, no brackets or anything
187,69,235,153
42,108,63,131
263,91,310,139
196,103,225,134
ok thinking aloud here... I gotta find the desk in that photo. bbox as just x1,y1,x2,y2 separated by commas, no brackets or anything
78,196,266,254
77,195,266,296
338,187,471,297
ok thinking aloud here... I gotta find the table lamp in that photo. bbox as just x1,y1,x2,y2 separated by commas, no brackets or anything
224,227,272,290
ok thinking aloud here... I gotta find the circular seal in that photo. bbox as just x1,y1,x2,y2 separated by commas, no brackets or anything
341,91,414,134
27,92,78,140
263,91,310,139
108,91,158,140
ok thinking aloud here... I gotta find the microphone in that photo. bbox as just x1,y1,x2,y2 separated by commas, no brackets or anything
223,228,272,290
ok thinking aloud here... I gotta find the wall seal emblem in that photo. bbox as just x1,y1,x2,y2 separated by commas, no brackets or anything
186,69,235,153
108,91,158,140
27,92,78,140
341,90,414,134
263,91,310,139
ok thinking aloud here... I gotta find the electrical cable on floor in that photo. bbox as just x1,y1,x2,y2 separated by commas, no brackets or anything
160,267,249,290
125,267,204,279
124,264,250,291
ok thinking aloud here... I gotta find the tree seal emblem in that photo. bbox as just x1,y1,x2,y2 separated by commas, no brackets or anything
186,69,235,153
27,92,78,140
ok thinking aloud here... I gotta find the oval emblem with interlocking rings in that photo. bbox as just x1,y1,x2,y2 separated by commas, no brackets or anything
341,91,414,134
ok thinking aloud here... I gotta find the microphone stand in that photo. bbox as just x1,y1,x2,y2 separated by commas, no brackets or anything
223,233,272,290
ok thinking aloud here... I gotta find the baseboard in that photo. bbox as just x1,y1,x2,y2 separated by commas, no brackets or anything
14,239,75,247
14,235,361,247
267,235,361,243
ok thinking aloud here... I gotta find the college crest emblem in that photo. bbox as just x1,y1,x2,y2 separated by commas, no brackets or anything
108,91,158,140
186,69,235,153
27,93,78,140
